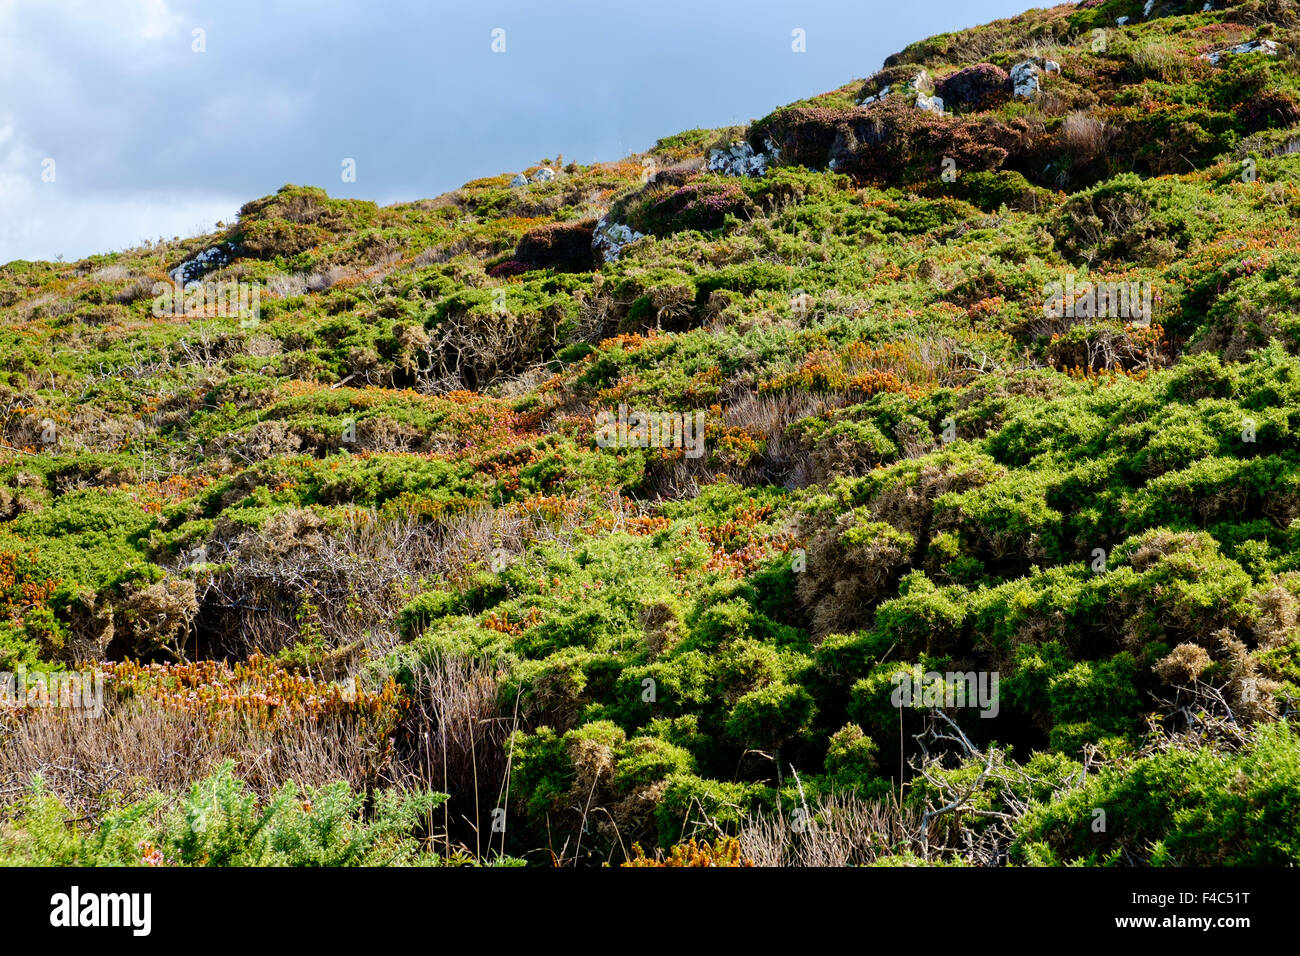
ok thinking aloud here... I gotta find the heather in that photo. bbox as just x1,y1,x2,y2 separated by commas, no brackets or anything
3,0,1300,865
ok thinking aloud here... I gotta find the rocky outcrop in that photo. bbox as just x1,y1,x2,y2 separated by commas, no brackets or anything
1011,60,1041,99
170,245,231,284
591,216,645,263
1010,58,1059,100
859,68,945,112
1201,39,1280,66
707,140,778,176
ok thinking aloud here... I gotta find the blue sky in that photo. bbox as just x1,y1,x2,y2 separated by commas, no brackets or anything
0,0,1041,264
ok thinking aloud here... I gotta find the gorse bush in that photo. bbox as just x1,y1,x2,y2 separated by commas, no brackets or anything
5,0,1300,865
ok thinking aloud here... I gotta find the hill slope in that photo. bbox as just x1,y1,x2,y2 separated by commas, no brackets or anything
4,0,1300,866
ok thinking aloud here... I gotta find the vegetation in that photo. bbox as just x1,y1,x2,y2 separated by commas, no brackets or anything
4,0,1300,866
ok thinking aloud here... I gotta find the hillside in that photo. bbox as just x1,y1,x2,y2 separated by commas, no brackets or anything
3,0,1300,866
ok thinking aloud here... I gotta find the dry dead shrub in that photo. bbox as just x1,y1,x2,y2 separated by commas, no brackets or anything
1127,529,1201,573
113,575,199,658
1151,622,1290,726
807,418,901,483
648,283,695,327
798,460,994,635
0,486,41,522
113,276,157,305
393,322,431,376
264,271,308,298
1251,575,1300,649
421,305,563,391
639,600,684,658
798,509,915,637
224,414,428,462
521,658,588,733
637,392,824,498
609,779,671,852
305,265,353,292
243,334,281,358
196,497,599,660
726,392,824,483
198,509,431,657
540,729,674,863
1212,628,1283,722
1191,302,1285,363
1046,323,1166,374
88,264,131,283
1154,642,1213,684
872,460,992,541
230,421,305,463
243,507,327,558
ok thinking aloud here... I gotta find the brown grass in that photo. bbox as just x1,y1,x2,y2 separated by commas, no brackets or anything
0,696,393,816
736,791,926,866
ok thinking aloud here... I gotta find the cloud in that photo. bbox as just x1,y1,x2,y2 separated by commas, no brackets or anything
0,0,1033,264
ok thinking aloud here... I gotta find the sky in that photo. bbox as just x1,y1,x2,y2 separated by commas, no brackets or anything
0,0,1041,265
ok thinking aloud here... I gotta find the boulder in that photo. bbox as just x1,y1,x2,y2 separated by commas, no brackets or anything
915,92,945,113
859,67,933,106
707,140,777,176
591,217,646,263
170,245,231,284
1201,38,1280,66
1011,60,1041,99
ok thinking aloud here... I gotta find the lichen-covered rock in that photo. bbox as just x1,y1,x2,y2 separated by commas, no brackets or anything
707,139,778,177
858,84,890,106
529,167,556,183
915,92,945,113
857,70,945,113
1201,39,1279,66
509,173,527,187
859,68,933,106
1010,60,1042,99
591,216,646,262
170,245,231,284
